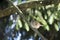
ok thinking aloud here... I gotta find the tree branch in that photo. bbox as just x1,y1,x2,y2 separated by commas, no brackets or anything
0,0,60,18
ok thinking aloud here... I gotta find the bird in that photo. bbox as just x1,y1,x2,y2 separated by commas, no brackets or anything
30,20,43,29
30,20,47,40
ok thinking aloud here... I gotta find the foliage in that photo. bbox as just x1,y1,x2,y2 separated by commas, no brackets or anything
12,0,60,31
0,0,60,40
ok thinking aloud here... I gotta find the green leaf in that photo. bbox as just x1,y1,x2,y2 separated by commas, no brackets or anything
44,14,47,20
24,21,29,31
36,17,50,31
54,23,59,31
45,4,54,9
44,25,50,31
57,3,60,11
17,17,22,28
47,10,51,16
54,12,59,20
48,14,54,25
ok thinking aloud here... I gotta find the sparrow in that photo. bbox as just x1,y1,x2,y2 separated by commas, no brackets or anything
30,20,43,29
30,20,47,40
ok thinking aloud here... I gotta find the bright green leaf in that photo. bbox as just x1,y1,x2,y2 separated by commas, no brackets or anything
24,22,29,31
17,19,22,28
44,25,50,31
54,23,59,31
48,14,54,25
17,16,22,28
47,10,51,16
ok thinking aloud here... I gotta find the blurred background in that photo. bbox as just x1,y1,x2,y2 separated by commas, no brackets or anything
0,0,60,40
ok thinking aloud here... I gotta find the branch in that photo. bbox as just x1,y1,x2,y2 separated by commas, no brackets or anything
0,0,60,18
